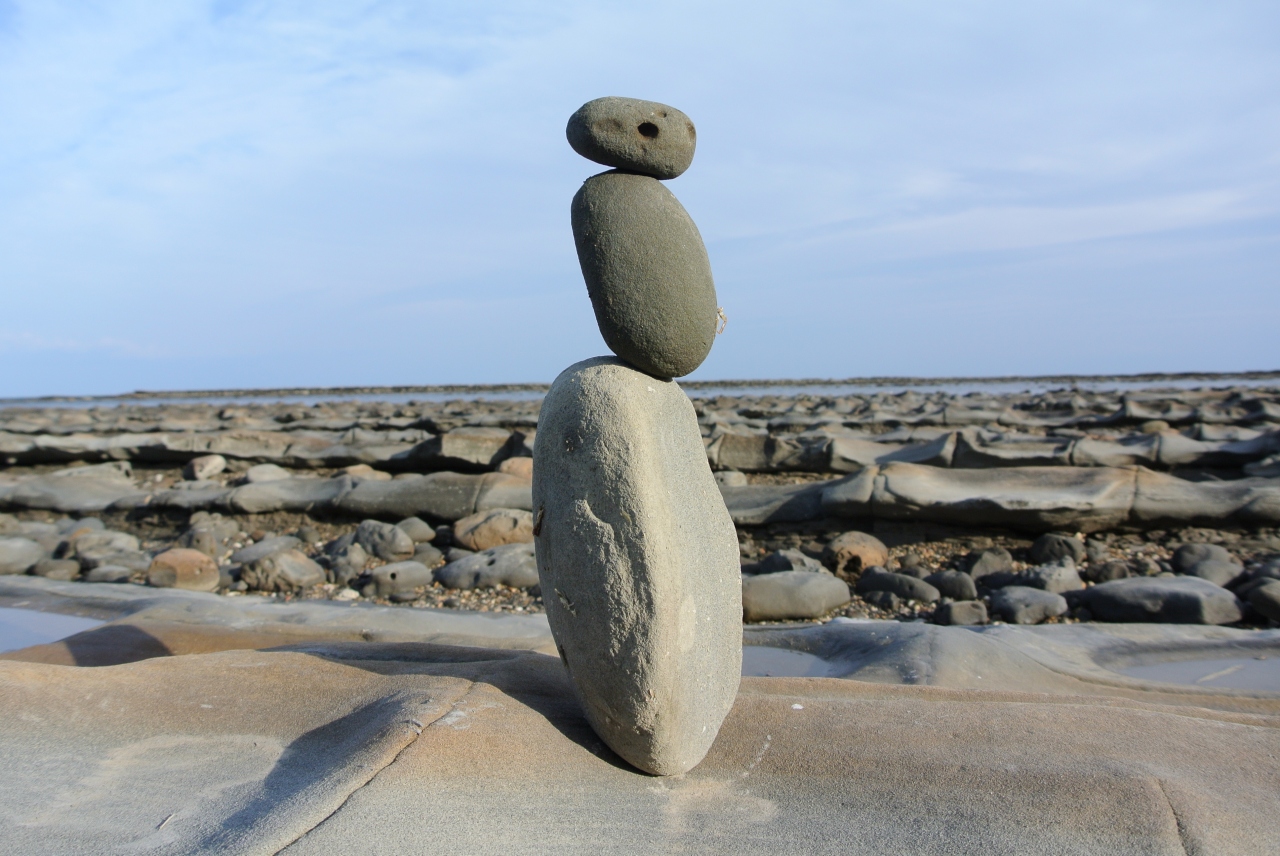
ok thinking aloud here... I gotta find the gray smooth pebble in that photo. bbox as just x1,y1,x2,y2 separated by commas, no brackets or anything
566,96,696,180
571,172,719,379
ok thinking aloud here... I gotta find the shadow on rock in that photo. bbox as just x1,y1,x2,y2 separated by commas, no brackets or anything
0,622,172,667
272,641,636,775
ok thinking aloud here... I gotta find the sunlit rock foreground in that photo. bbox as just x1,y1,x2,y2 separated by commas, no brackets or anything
1,575,1279,853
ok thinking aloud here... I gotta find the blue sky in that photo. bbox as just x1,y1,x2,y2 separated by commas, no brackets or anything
2,1,1277,396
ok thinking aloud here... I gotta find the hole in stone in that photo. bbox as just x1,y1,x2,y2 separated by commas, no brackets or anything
638,122,659,139
389,572,397,580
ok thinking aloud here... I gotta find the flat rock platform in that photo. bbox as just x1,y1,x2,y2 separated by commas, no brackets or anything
2,577,1279,855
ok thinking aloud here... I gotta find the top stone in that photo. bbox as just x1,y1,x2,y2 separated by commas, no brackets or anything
566,97,696,180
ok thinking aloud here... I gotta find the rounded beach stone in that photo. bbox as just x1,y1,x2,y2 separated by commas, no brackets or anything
566,96,696,180
147,548,219,592
742,570,850,621
571,172,718,379
532,356,741,776
823,531,889,577
452,507,533,552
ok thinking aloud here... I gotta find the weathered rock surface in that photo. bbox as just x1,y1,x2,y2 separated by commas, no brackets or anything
754,548,823,574
355,519,414,561
368,560,434,598
571,173,718,379
990,586,1069,624
452,507,534,552
855,568,941,603
435,543,539,590
1084,576,1244,624
933,600,989,625
823,530,889,577
566,96,696,180
3,581,1279,855
182,454,226,480
146,548,219,592
0,537,45,575
1022,558,1085,593
924,570,979,601
741,570,851,621
1029,532,1086,565
240,548,324,593
395,516,435,543
533,357,740,775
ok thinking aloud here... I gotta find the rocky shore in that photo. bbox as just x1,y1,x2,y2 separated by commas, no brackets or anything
2,380,1279,629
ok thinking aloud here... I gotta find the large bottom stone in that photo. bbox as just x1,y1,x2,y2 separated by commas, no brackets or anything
533,357,741,775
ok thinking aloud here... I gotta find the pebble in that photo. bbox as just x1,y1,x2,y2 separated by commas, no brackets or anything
571,173,719,379
990,586,1069,624
183,455,227,481
33,558,80,581
566,96,696,179
231,535,301,565
855,568,941,603
823,531,889,578
1083,576,1243,624
240,549,325,593
452,507,534,552
934,600,989,626
368,561,435,598
742,570,851,621
755,548,824,574
1247,581,1280,622
355,519,414,561
395,517,436,543
1029,533,1086,565
147,548,220,592
0,537,46,575
1022,558,1085,593
244,463,291,483
435,542,538,590
924,570,978,601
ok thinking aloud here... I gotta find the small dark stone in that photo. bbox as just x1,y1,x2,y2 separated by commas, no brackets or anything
990,586,1068,625
1170,543,1238,575
863,590,901,611
1029,533,1086,565
934,600,989,626
924,570,978,601
757,549,824,574
967,548,1014,582
855,569,940,603
1085,560,1131,583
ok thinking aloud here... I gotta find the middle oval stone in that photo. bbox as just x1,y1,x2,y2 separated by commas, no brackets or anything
571,171,719,379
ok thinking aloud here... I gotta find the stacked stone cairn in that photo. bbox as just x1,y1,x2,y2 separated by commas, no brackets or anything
532,97,740,776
